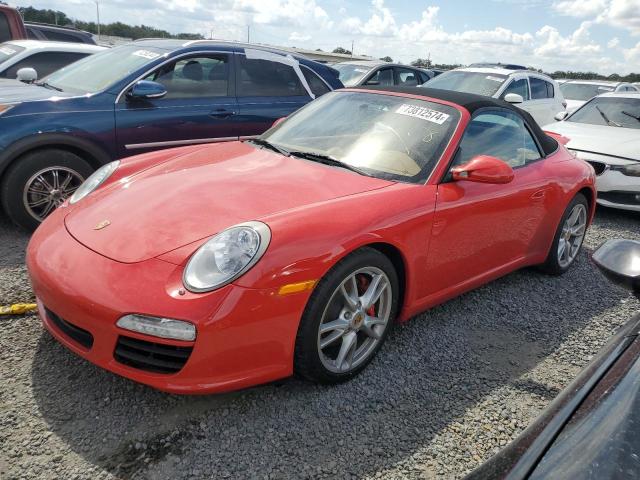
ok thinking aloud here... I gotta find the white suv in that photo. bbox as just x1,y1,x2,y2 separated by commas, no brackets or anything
424,66,566,125
0,40,105,81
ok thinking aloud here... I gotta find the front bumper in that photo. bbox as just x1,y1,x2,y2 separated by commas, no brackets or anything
596,169,640,212
27,210,310,394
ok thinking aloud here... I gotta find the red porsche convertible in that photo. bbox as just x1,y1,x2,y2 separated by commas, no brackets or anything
27,87,596,394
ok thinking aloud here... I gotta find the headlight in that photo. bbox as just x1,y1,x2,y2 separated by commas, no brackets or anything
613,163,640,177
183,221,271,293
117,314,196,341
69,160,120,204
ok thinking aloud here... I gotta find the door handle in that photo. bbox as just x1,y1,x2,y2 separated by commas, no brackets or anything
209,109,236,118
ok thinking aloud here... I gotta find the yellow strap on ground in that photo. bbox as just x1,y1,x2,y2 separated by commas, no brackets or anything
0,303,38,315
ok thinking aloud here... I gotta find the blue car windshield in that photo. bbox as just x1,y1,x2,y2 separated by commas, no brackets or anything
44,45,167,94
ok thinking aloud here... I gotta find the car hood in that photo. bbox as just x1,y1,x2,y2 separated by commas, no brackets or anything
0,79,74,103
64,142,394,263
543,121,640,162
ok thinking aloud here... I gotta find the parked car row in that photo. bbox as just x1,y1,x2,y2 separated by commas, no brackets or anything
0,39,341,229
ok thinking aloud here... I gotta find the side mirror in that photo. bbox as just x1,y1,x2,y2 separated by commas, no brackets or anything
554,111,569,121
272,117,287,128
592,239,640,298
451,155,515,184
504,93,524,104
16,67,37,83
127,80,167,100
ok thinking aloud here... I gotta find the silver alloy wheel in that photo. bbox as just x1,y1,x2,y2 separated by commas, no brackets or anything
22,166,85,222
317,266,392,374
557,203,587,268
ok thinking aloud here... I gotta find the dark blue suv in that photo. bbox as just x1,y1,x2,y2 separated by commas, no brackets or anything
0,39,342,230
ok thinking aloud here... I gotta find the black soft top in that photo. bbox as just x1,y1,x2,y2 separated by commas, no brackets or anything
357,86,559,156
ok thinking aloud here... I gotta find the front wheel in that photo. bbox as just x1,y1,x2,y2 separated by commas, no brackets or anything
1,149,93,231
539,193,589,275
294,247,399,384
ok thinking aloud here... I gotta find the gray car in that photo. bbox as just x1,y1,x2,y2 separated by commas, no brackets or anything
333,60,432,87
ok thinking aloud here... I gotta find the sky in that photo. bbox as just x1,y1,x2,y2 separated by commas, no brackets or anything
9,0,640,74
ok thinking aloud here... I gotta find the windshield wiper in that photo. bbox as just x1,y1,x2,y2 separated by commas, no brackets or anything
246,138,290,156
595,105,621,127
35,81,63,92
289,151,371,177
622,110,640,122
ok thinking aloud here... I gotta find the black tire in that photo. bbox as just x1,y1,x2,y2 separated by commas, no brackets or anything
1,149,93,231
294,247,399,384
539,192,589,276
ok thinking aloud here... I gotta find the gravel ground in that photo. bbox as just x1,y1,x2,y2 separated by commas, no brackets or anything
1,206,639,480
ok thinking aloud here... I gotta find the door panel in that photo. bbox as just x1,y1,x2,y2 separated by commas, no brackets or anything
424,108,551,297
115,53,238,156
234,52,311,137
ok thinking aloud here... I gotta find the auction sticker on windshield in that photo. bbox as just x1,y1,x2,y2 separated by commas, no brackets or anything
395,104,450,125
132,50,160,60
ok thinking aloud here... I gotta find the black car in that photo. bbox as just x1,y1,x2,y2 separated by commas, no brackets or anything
25,22,96,45
467,239,640,479
333,60,432,87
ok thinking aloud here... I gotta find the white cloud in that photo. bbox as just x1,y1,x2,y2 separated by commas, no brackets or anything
340,0,397,36
535,22,602,58
608,36,620,47
552,0,608,17
553,0,640,34
597,0,640,34
289,31,311,42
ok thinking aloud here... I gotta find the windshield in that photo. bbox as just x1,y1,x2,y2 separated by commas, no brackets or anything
0,43,24,63
44,45,166,94
568,97,640,129
423,71,507,97
261,91,460,183
333,63,373,87
560,83,615,101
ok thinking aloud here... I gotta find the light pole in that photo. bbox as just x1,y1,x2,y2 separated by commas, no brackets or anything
94,1,101,40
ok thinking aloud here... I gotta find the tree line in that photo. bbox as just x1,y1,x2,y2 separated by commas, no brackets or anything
18,6,204,40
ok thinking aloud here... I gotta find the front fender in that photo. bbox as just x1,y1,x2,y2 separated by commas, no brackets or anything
234,183,438,310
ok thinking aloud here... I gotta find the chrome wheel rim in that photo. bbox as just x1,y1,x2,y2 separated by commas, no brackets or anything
23,167,84,222
557,203,587,268
317,267,392,374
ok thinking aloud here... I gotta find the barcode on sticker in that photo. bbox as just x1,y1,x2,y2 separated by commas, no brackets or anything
395,104,450,125
132,50,160,60
0,47,16,55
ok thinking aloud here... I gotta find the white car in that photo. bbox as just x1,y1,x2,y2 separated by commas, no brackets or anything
0,40,105,82
544,93,640,212
560,80,639,112
423,66,566,125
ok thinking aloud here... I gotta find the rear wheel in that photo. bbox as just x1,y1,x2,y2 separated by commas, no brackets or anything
294,247,399,384
1,149,93,231
539,193,589,275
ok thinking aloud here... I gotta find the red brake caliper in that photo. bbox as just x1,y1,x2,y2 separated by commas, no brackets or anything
356,274,377,316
